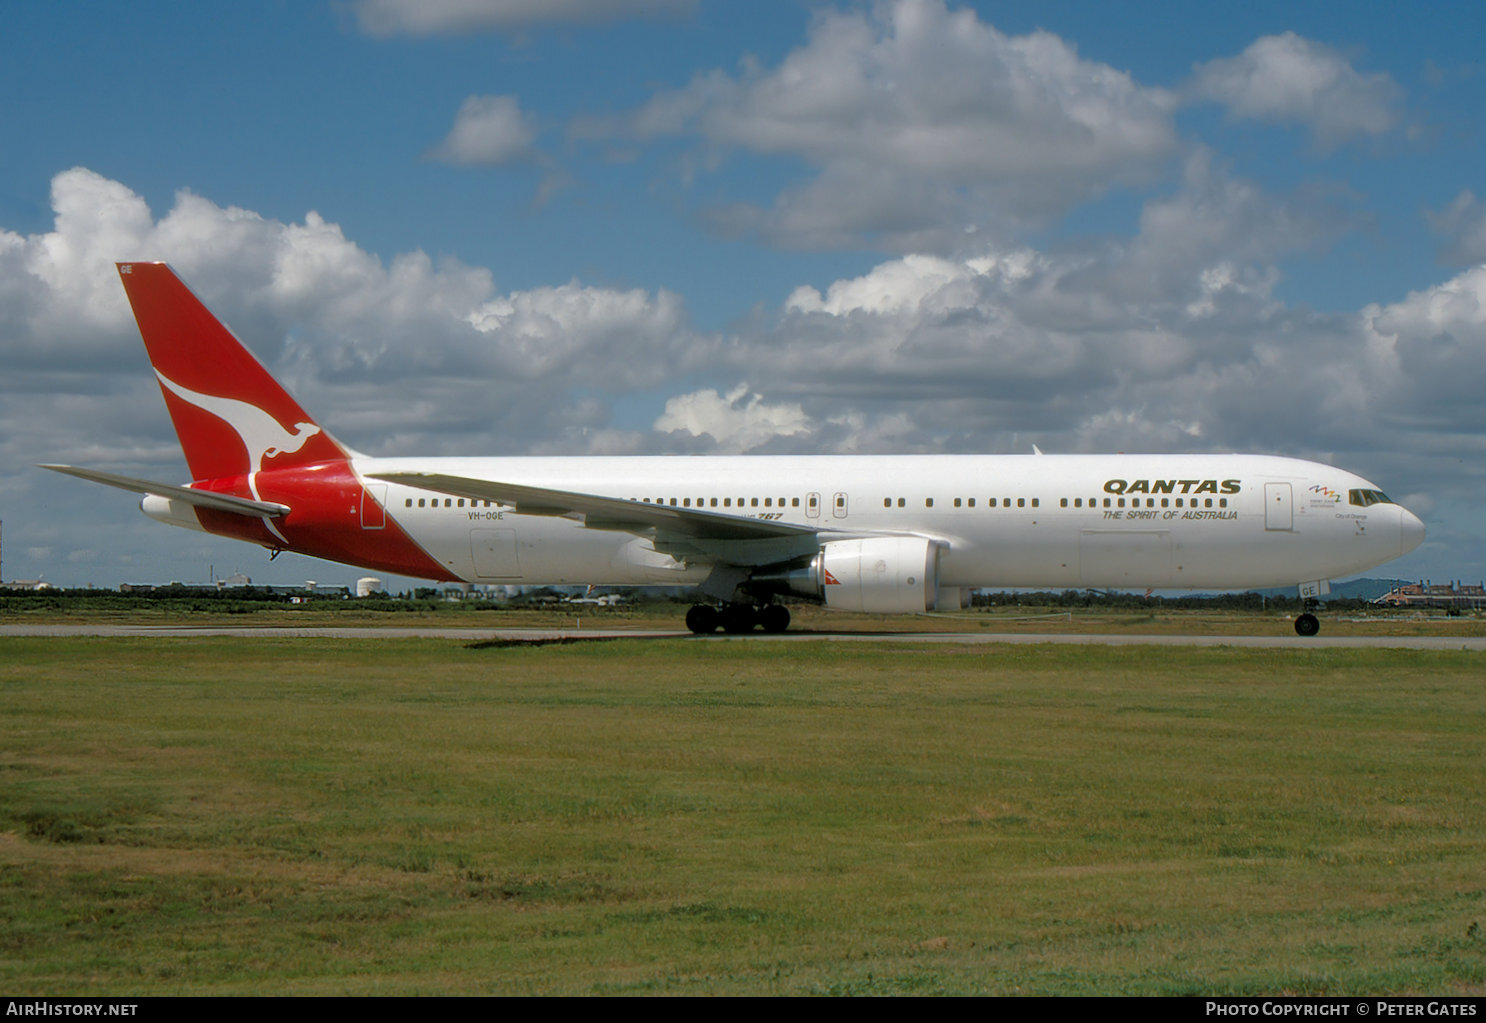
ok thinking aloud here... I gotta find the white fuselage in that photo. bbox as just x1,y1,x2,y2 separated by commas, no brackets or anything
350,453,1423,592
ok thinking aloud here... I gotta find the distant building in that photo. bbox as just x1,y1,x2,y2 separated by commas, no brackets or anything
1374,581,1486,610
265,584,349,599
564,593,624,606
117,581,349,598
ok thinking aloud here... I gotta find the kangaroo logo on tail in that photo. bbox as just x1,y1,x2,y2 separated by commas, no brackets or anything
153,370,324,544
117,261,346,487
154,370,321,475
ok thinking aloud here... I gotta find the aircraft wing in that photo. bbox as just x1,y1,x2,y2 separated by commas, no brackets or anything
372,471,825,565
38,464,290,517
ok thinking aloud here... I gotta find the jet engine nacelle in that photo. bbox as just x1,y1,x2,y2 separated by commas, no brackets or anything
753,537,943,613
754,536,937,614
822,536,942,613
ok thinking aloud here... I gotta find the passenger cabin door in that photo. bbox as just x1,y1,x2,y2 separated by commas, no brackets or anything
832,492,849,520
1264,482,1293,531
806,492,821,519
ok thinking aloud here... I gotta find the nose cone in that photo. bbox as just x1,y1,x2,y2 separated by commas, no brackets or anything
1399,506,1426,557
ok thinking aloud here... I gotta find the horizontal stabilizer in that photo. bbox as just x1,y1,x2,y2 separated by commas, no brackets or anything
38,464,290,517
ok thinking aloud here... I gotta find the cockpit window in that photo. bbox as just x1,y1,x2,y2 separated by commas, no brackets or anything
1349,489,1392,507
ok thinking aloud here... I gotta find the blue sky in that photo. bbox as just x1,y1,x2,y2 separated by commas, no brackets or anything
1,0,1482,590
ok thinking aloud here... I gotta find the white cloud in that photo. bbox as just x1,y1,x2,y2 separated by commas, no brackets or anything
431,95,539,166
787,251,1039,317
1361,263,1486,413
653,383,811,451
1426,190,1486,265
0,168,700,461
715,157,1344,440
601,0,1177,250
1187,32,1402,149
352,0,693,37
466,280,691,381
709,157,1485,493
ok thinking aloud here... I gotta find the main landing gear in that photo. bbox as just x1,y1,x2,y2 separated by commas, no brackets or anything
686,603,791,635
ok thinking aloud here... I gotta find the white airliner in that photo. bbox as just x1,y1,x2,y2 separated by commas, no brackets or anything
43,263,1425,636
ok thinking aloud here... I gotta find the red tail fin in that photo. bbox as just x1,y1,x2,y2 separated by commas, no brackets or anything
116,262,347,482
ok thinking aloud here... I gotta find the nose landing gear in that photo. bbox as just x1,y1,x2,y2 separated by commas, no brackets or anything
1294,595,1321,637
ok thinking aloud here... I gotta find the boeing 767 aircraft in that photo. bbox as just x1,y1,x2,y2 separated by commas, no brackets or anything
43,263,1425,636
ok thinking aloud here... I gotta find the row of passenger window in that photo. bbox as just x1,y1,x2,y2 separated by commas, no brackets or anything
1066,496,1229,509
886,496,1038,508
628,494,1231,511
405,493,1227,512
405,498,499,508
883,496,1230,509
633,496,811,509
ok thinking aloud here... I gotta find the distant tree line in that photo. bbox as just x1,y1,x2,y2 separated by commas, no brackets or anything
969,590,1380,612
0,586,341,615
0,585,1410,616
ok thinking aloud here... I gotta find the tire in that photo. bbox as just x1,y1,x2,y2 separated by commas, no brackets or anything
758,604,791,633
721,605,757,634
1294,613,1320,637
686,604,720,635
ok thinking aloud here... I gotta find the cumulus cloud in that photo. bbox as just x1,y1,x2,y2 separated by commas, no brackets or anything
589,0,1177,251
702,155,1485,500
710,158,1340,441
465,281,690,379
352,0,693,37
430,95,539,166
653,383,811,451
1426,190,1486,265
1361,264,1486,414
0,168,702,463
1187,32,1402,149
1087,148,1361,308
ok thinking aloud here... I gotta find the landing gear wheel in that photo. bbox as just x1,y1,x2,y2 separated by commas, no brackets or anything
758,604,791,634
721,605,757,634
686,604,720,635
1294,613,1320,637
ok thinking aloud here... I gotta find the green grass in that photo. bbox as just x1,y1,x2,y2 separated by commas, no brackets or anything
1,637,1482,994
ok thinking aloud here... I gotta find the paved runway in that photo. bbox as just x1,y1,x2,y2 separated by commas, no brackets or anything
2,624,1483,649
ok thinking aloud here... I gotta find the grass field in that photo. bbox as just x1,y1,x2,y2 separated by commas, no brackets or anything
1,635,1482,995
